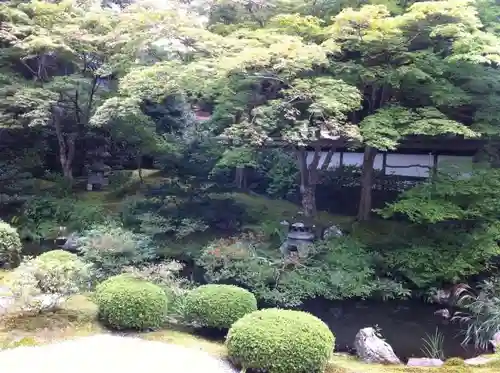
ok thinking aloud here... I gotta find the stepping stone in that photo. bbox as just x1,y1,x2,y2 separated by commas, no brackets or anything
464,356,498,366
407,358,444,367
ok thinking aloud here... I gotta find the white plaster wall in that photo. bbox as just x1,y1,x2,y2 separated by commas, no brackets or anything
306,151,473,179
385,154,433,178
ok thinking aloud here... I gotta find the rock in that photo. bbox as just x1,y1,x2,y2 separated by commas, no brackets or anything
28,294,63,312
0,335,237,373
431,289,451,305
354,327,401,365
464,356,499,366
490,331,500,352
407,358,444,367
1,292,63,315
323,225,343,239
434,308,451,319
61,233,80,252
0,286,14,315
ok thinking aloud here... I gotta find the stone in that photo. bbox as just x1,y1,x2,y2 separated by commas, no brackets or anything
490,331,500,352
407,358,444,367
434,308,451,319
0,286,13,315
61,233,80,252
354,327,401,365
464,356,498,366
431,289,451,305
323,224,343,239
0,335,237,373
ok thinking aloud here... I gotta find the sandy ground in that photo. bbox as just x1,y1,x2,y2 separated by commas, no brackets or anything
0,334,237,373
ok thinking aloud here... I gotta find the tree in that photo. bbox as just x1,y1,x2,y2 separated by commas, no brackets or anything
0,0,117,182
319,1,494,220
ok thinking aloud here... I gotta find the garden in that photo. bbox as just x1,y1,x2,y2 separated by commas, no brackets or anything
1,177,500,372
3,0,500,371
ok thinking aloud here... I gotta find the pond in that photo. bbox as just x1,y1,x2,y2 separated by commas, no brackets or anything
301,297,484,361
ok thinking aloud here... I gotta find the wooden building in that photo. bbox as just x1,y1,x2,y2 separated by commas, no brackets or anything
304,136,485,178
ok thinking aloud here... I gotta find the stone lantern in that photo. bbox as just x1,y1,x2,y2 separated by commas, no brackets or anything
279,220,316,258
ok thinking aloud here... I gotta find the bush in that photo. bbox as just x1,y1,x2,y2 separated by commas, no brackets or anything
0,221,22,267
184,284,257,329
226,308,334,373
17,196,107,241
453,277,500,349
197,236,409,306
33,250,91,294
7,250,91,315
95,274,168,330
78,224,156,280
122,260,194,323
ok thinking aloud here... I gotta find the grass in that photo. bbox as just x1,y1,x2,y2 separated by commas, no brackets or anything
0,290,498,372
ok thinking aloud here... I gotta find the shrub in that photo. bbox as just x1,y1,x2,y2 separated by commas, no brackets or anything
0,221,22,267
78,224,156,280
226,308,334,373
7,250,91,315
453,277,500,349
197,236,409,306
33,250,91,294
95,274,168,330
18,196,107,241
122,260,194,323
184,284,257,329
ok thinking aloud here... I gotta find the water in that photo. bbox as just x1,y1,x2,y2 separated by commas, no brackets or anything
302,298,485,361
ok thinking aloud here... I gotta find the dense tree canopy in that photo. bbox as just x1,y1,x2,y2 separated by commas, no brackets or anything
1,0,500,310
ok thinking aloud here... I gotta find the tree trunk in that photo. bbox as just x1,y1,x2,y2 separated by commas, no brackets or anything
52,106,75,184
137,155,143,184
296,147,322,217
357,146,377,221
301,183,317,217
235,166,245,189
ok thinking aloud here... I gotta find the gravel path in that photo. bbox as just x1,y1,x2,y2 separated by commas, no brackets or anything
0,334,238,373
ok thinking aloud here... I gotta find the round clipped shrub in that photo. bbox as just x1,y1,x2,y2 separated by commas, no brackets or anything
184,284,257,329
95,274,168,330
0,221,22,267
32,249,91,294
37,249,80,263
226,308,334,373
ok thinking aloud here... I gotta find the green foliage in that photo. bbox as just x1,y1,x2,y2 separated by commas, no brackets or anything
453,277,500,349
226,308,334,373
420,328,445,360
95,274,168,330
16,196,108,240
378,166,500,287
0,221,22,267
0,160,35,206
31,250,91,294
184,284,257,329
78,223,157,280
197,235,409,306
257,149,299,198
120,186,250,241
7,250,91,315
122,260,194,323
380,167,500,224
